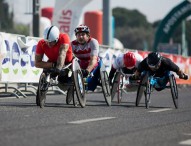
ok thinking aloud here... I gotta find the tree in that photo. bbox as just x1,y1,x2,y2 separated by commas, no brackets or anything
0,0,29,35
113,7,155,50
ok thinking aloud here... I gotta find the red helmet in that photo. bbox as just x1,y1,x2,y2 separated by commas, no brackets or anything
123,52,136,68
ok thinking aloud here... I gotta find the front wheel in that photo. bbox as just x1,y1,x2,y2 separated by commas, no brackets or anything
36,73,48,108
73,70,86,108
169,74,178,108
135,72,148,107
145,77,151,109
100,70,111,106
111,72,121,101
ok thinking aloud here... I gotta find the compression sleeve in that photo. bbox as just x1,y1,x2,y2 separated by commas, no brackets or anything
163,57,180,73
137,58,148,72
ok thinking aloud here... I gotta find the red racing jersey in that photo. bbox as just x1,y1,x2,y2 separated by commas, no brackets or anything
71,37,99,69
36,33,73,64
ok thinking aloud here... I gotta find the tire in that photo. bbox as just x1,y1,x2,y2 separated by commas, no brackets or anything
66,86,74,105
36,73,47,108
111,72,121,101
169,74,178,108
100,70,111,106
145,77,151,109
36,88,40,106
73,70,86,108
135,72,148,106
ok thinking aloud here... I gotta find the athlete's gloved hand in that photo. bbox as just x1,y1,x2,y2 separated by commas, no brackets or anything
177,70,188,80
51,68,61,78
81,69,89,78
129,74,139,81
179,73,188,80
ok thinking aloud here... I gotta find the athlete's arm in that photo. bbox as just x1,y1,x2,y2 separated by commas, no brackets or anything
86,39,99,72
86,55,97,72
163,57,179,73
56,44,69,70
35,54,52,69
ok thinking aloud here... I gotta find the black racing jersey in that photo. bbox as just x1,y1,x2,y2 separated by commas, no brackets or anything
137,57,180,77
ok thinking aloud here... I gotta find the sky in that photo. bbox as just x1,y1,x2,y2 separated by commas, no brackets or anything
5,0,183,24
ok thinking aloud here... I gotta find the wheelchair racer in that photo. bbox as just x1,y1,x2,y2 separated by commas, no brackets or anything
109,51,143,85
130,52,188,91
71,24,100,92
35,25,73,104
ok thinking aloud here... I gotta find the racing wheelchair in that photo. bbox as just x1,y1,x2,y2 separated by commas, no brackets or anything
135,71,186,109
36,57,86,108
111,68,142,103
83,59,111,106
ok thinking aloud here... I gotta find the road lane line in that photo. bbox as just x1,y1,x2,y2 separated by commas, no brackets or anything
68,117,116,124
179,139,191,145
148,108,172,113
183,133,191,136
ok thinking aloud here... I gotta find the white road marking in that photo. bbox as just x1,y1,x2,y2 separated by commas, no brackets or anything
0,97,18,99
148,108,172,113
183,133,191,136
68,117,116,124
179,139,191,145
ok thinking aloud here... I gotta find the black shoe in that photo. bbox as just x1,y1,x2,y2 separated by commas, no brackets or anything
66,87,74,104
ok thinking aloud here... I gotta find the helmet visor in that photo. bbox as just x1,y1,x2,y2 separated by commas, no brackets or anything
148,58,161,70
76,27,87,32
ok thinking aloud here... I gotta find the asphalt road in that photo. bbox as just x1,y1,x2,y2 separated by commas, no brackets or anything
0,86,191,146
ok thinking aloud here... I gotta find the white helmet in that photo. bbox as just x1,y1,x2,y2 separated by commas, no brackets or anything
43,26,60,42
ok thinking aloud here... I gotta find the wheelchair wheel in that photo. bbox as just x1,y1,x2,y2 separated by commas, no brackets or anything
145,77,151,109
73,70,86,108
66,86,74,105
135,72,148,106
100,70,111,106
36,73,47,108
111,72,121,101
169,74,178,108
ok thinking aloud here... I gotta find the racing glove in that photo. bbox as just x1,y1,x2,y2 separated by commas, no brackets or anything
51,68,61,78
129,74,139,81
177,70,188,80
81,69,89,78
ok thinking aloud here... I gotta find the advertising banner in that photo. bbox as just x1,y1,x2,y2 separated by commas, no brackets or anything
0,33,42,83
0,32,191,85
52,0,92,40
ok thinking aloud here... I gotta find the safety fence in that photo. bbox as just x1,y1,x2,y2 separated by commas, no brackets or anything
0,32,191,98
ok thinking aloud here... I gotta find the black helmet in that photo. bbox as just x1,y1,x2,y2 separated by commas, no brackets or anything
147,52,162,70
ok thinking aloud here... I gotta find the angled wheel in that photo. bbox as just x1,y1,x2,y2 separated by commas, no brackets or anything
36,73,48,108
111,72,121,101
135,72,148,106
100,70,111,106
169,74,178,108
145,77,151,109
66,86,74,105
73,70,86,107
72,58,86,108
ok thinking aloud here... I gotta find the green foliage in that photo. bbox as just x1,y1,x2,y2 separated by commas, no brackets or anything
12,24,29,36
0,0,29,35
113,7,154,50
113,7,150,28
171,20,191,55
